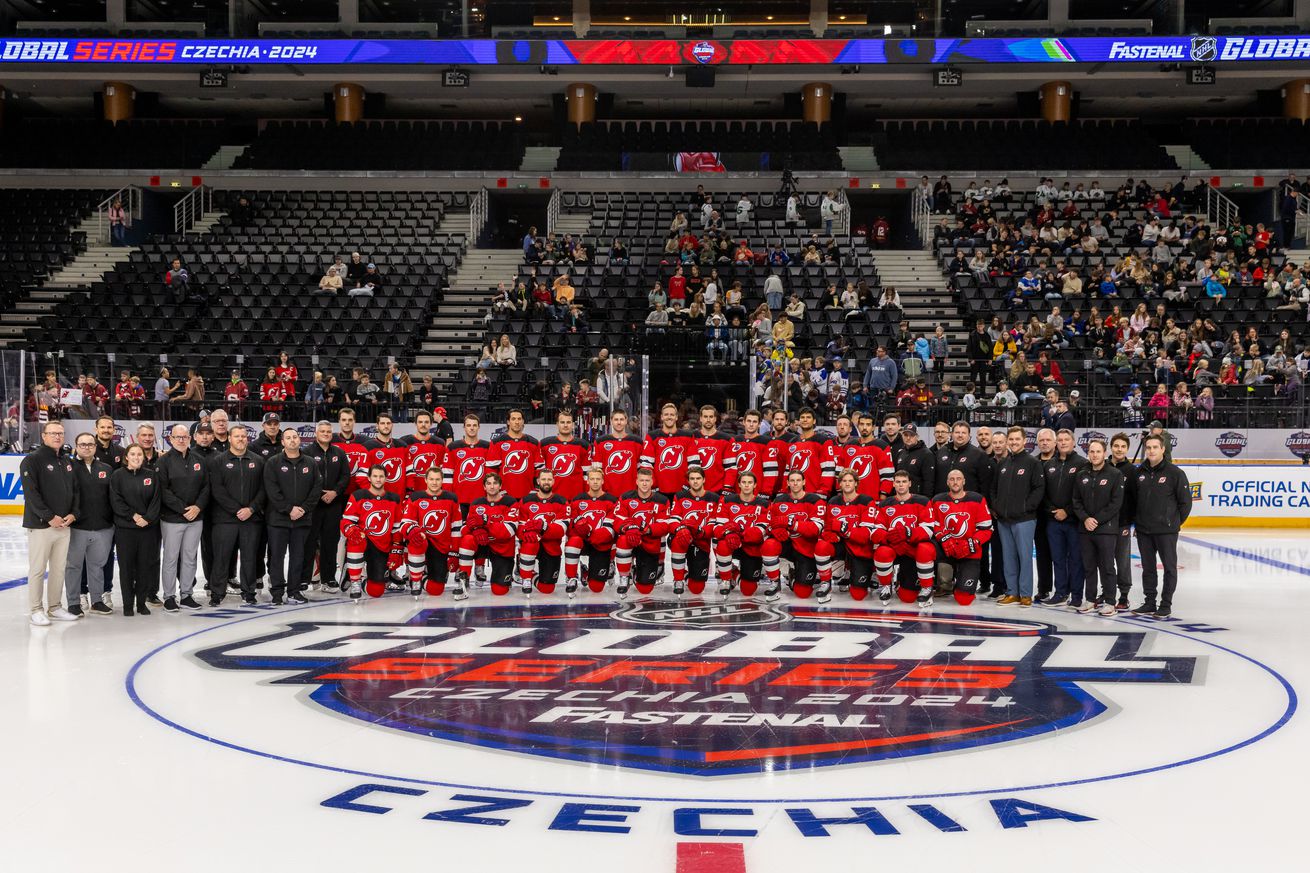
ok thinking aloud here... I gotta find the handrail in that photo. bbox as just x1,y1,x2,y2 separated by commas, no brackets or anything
835,188,851,237
1296,192,1310,247
469,187,490,245
94,185,141,245
911,184,931,249
546,187,561,235
173,184,213,235
1205,184,1240,230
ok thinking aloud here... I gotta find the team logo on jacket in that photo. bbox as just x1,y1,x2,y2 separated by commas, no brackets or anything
550,454,578,476
501,449,531,475
658,446,682,469
193,603,1201,776
1214,432,1247,458
605,453,632,475
458,458,484,481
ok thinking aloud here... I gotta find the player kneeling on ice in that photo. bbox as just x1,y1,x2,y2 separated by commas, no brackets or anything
340,465,404,601
514,469,570,596
668,467,722,596
399,467,462,598
453,471,518,598
826,470,881,600
563,468,618,596
930,469,994,607
711,471,774,598
874,471,938,607
767,471,835,603
613,468,675,598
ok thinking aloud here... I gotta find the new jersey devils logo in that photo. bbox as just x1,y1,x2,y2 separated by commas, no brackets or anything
458,458,484,482
501,449,531,475
848,454,873,479
789,453,812,473
885,514,917,539
362,510,391,536
938,511,970,540
605,453,633,475
380,456,404,482
658,446,683,470
698,446,718,468
420,509,449,533
550,454,578,477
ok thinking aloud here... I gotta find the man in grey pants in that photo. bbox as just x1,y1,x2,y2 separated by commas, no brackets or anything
159,423,209,612
65,433,116,616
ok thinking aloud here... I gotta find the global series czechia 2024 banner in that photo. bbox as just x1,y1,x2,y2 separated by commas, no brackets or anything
1,34,1308,66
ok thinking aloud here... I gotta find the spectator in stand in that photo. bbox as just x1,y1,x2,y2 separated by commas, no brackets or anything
733,240,755,265
224,371,249,416
259,367,286,415
647,281,667,310
318,266,343,294
646,302,670,333
354,372,380,413
109,198,130,246
345,252,367,287
772,312,796,350
1147,383,1171,419
1171,382,1194,427
764,272,785,311
928,325,950,372
494,334,517,367
1034,350,1066,385
870,215,890,248
165,258,190,303
878,286,902,314
706,307,729,364
178,369,205,416
154,367,177,418
863,346,899,400
348,263,383,299
735,194,753,224
274,352,298,386
667,266,687,308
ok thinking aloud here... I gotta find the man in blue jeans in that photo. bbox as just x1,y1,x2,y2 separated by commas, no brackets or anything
992,426,1045,607
1041,428,1088,607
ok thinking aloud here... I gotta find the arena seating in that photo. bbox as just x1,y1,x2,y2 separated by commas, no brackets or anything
0,118,231,170
870,119,1177,171
0,188,101,309
458,190,895,404
25,189,469,382
234,120,526,171
1184,118,1310,169
556,121,842,172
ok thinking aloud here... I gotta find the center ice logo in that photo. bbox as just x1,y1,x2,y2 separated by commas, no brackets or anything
195,603,1199,776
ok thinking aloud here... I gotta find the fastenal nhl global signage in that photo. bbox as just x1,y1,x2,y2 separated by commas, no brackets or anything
4,34,1310,66
128,598,1293,836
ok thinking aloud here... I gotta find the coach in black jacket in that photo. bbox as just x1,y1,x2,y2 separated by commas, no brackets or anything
1072,438,1124,614
21,423,80,623
932,421,995,497
208,426,266,606
1041,429,1088,607
1132,434,1192,619
302,420,351,593
159,424,210,610
264,428,323,604
897,425,935,496
991,426,1045,605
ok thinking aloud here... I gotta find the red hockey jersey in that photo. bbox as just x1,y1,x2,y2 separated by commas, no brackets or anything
826,493,881,559
568,492,618,534
488,434,543,499
834,439,895,497
725,435,780,496
669,488,722,540
690,432,732,492
363,438,409,497
333,433,370,493
513,493,570,535
783,432,837,495
929,491,994,560
464,494,519,557
715,493,772,556
877,494,936,546
443,440,493,505
402,436,447,494
341,489,403,552
768,492,829,558
614,491,674,548
591,435,644,498
398,489,463,553
640,429,701,495
539,436,591,500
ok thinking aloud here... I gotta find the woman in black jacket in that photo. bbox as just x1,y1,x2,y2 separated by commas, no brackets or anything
109,445,162,616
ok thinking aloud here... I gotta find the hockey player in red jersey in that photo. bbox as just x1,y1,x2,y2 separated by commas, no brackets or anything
363,413,409,498
766,470,836,602
443,413,493,508
766,410,794,495
783,408,836,496
930,469,994,607
399,466,462,596
513,469,571,595
640,403,700,497
725,409,779,496
539,410,590,500
874,470,939,607
667,467,721,595
340,465,404,600
402,410,447,493
613,467,676,597
835,413,895,498
691,405,732,493
711,471,773,597
487,409,542,499
453,471,518,598
333,407,370,493
826,470,882,600
564,468,618,595
592,410,644,498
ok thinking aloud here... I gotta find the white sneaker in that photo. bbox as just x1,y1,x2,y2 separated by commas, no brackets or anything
1097,602,1117,616
49,606,81,622
79,594,90,611
29,610,51,627
102,592,114,609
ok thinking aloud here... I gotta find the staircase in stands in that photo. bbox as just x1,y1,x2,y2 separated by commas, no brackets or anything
837,145,880,174
519,146,561,173
411,210,522,393
202,145,250,171
870,249,970,384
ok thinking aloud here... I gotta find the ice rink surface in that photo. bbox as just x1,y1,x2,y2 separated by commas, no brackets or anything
1,518,1304,872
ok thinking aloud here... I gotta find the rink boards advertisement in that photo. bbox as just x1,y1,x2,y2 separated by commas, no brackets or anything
3,422,1308,524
